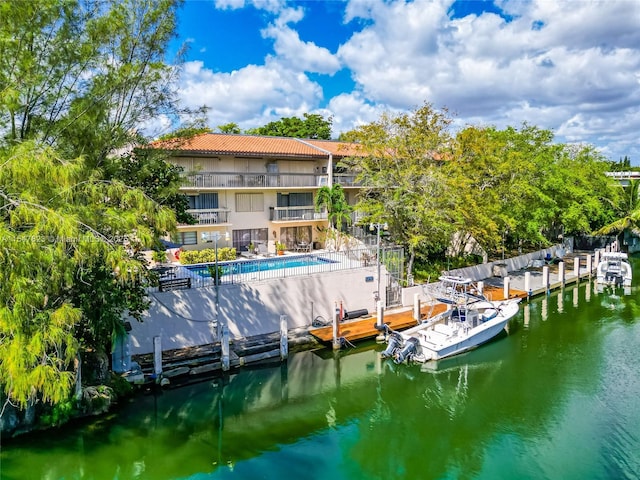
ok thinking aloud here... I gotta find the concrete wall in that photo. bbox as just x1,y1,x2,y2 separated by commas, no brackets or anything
128,244,570,356
128,265,382,355
443,244,564,281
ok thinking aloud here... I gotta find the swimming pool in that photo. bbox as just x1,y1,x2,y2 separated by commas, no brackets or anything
185,255,337,277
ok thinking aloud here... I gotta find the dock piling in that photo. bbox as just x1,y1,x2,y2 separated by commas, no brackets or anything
221,325,230,371
376,300,385,343
280,315,288,360
332,302,341,350
542,266,550,294
153,335,162,380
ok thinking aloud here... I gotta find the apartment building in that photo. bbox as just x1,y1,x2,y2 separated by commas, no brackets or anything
152,133,364,253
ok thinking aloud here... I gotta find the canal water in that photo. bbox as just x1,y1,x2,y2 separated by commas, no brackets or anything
2,265,640,480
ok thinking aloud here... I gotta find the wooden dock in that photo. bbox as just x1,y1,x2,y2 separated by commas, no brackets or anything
308,283,527,345
482,284,528,301
309,302,449,344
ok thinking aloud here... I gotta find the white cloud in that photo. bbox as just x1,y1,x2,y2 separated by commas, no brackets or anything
261,13,341,74
214,0,246,10
325,93,393,135
182,0,640,162
177,59,323,129
335,0,640,160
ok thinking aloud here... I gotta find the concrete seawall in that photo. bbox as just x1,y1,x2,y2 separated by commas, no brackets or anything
122,242,614,380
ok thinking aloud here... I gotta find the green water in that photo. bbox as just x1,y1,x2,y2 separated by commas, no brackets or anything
2,273,640,479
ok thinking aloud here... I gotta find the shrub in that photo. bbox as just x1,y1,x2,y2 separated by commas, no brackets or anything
179,247,237,264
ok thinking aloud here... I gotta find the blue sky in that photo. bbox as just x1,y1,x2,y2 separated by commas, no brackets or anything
158,0,640,163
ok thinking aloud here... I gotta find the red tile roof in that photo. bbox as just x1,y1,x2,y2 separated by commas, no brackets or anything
150,133,363,158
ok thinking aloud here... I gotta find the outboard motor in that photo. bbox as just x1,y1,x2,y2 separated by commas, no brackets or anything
381,332,403,358
394,337,420,364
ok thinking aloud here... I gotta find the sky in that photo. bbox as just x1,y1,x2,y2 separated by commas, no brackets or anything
161,0,640,164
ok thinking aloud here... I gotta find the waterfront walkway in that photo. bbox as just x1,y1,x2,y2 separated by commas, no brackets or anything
477,250,596,301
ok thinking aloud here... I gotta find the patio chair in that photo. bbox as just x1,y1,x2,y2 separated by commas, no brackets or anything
257,243,272,257
295,242,311,252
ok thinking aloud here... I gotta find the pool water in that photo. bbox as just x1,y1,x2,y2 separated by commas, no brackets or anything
185,255,336,277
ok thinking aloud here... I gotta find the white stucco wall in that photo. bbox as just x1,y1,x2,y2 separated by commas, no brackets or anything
128,266,386,355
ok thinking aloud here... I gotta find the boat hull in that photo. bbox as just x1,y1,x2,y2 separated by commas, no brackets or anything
385,299,520,364
595,252,632,288
425,316,510,361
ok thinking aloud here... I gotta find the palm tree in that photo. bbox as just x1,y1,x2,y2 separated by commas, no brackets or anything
315,184,352,231
596,179,640,238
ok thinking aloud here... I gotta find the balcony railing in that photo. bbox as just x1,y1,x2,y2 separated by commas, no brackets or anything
185,172,317,189
270,206,328,221
333,173,361,187
184,172,362,189
185,209,230,225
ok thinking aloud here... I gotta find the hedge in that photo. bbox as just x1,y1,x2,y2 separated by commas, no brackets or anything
179,247,237,265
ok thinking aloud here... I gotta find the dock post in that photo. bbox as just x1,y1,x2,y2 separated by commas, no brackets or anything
412,293,420,322
594,249,600,268
586,254,593,277
558,261,565,286
332,302,341,350
221,325,230,371
503,276,510,300
153,335,162,381
477,281,484,296
542,266,550,294
376,300,385,343
557,290,563,313
280,315,288,361
574,257,580,281
524,272,531,298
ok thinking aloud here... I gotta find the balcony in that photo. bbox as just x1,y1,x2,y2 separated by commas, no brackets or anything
333,173,361,187
183,172,362,189
270,206,328,222
185,209,230,225
185,172,320,189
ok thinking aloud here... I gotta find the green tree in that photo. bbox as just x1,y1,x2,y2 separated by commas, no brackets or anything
246,113,332,139
0,0,187,168
217,122,241,134
0,143,175,410
449,124,618,258
0,0,188,411
341,103,455,277
595,178,640,237
315,184,352,231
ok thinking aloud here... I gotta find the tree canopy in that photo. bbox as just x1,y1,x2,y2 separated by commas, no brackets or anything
0,0,186,167
0,0,186,411
342,103,621,280
245,113,333,139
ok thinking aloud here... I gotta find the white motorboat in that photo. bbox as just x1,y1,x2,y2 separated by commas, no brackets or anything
596,251,632,288
380,275,520,364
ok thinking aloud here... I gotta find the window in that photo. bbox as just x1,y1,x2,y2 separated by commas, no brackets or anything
280,226,311,248
233,228,268,251
174,231,197,245
187,193,218,210
236,193,264,212
277,192,312,207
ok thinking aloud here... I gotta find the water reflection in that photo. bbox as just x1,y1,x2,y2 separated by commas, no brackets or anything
2,271,640,480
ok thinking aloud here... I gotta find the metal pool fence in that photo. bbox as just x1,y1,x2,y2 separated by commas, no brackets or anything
149,246,404,292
